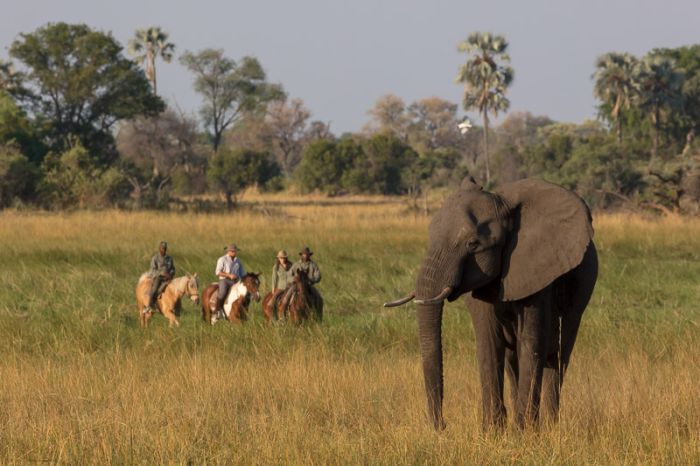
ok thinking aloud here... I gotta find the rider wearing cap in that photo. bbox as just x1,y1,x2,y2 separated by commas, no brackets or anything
215,244,246,319
144,241,175,314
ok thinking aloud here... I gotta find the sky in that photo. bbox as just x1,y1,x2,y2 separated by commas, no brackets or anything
1,0,699,134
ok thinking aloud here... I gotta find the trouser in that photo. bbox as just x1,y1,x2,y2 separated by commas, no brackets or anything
217,279,236,305
149,276,166,307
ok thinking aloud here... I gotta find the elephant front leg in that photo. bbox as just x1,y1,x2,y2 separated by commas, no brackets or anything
514,288,551,428
467,298,507,430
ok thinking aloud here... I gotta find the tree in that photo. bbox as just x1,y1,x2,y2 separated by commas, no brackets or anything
593,52,641,144
654,45,700,155
128,27,175,96
456,32,514,185
637,54,684,159
344,134,418,194
263,98,311,175
364,94,410,140
2,23,164,162
296,138,359,194
180,49,284,152
406,97,463,154
207,148,280,208
0,90,45,163
116,109,206,207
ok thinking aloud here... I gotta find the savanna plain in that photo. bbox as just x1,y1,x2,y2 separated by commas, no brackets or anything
0,194,699,465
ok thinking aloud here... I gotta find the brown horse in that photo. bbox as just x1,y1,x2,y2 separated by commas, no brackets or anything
201,273,261,324
261,289,284,323
263,269,323,324
135,273,200,327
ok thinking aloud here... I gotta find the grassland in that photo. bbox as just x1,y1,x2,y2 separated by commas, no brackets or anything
0,194,699,464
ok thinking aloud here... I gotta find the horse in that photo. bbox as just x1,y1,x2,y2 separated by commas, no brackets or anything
263,269,323,324
201,273,262,324
135,273,200,327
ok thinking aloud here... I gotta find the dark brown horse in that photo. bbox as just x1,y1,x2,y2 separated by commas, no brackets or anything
262,269,322,324
201,273,261,324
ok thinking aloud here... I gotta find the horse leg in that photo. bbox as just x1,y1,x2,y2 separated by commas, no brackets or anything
163,307,179,328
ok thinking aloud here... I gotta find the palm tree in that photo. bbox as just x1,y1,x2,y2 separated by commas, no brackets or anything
128,27,175,96
593,52,641,144
456,32,514,185
637,54,684,159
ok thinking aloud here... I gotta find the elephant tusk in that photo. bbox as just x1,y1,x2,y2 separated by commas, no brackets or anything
383,292,416,307
414,287,453,305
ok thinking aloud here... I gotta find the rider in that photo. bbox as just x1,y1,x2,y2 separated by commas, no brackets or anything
280,246,321,312
215,244,246,319
144,241,175,314
271,250,293,304
290,246,321,284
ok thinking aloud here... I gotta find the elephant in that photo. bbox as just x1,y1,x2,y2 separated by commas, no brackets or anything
385,177,598,430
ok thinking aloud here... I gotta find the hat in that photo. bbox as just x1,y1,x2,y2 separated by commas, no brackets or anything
225,244,239,252
277,250,288,258
299,246,313,256
159,241,168,249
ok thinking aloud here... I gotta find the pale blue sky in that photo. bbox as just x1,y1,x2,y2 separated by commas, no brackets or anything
2,0,699,133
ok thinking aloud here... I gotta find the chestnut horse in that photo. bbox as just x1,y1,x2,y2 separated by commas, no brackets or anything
262,269,323,324
135,273,200,327
201,273,261,324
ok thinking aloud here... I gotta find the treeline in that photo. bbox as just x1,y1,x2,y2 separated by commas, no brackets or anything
0,24,699,213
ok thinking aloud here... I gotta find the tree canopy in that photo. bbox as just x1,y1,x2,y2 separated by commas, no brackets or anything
3,22,164,163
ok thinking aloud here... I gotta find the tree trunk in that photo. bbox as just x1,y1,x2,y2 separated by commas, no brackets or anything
651,107,660,161
616,117,622,145
482,110,490,185
213,131,222,153
152,58,157,96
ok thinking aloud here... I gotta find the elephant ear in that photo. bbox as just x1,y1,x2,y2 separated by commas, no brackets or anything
495,179,594,302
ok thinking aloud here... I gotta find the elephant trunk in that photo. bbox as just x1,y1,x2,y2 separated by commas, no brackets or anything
415,249,460,430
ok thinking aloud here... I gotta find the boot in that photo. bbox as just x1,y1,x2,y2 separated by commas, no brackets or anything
214,297,226,321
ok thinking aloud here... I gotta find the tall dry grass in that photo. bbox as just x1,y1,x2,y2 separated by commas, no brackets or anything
0,198,699,464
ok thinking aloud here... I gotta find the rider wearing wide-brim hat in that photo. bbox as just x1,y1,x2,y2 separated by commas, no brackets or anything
214,243,246,319
272,249,293,293
290,246,321,284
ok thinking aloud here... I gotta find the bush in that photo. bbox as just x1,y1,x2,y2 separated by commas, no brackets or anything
0,143,39,208
38,143,130,209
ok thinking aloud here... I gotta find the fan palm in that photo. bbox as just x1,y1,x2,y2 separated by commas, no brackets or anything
128,27,175,96
637,55,684,159
593,52,641,144
456,32,514,184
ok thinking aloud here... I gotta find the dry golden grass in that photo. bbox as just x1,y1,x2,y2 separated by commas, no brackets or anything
0,196,699,464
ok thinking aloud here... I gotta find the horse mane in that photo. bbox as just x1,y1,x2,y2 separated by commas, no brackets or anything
137,272,150,285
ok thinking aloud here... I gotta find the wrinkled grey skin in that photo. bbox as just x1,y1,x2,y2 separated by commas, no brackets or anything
390,177,598,430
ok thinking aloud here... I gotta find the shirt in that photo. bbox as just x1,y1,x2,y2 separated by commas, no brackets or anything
290,260,321,284
150,253,175,278
215,255,246,280
272,262,293,290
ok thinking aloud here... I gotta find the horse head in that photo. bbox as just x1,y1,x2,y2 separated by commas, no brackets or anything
242,273,261,302
294,269,312,296
186,273,200,305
